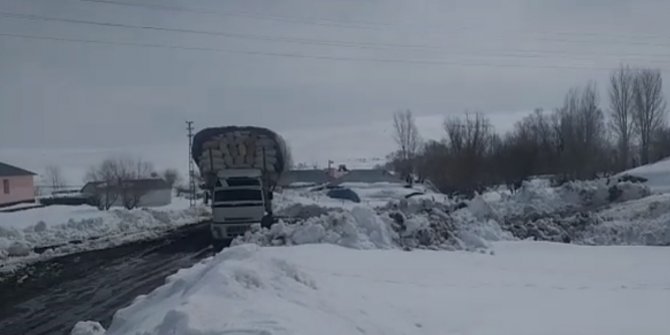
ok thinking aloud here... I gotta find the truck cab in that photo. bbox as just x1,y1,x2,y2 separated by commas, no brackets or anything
210,169,271,240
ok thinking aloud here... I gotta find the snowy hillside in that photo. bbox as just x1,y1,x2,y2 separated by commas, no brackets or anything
75,242,670,335
0,198,209,272
619,157,670,193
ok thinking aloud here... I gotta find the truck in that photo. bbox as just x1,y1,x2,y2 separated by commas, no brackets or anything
191,126,289,242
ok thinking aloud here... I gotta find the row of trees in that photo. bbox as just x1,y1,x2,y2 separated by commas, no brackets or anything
37,156,182,210
390,66,668,196
84,157,156,210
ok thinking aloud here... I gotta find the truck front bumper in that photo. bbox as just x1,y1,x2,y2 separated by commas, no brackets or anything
210,223,254,240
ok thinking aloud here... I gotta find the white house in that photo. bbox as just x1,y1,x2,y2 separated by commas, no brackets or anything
81,178,172,208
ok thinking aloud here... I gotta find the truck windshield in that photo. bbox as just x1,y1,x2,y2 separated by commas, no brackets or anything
214,189,263,202
226,177,261,187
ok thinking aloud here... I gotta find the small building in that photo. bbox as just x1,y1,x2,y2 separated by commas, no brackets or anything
81,178,172,208
277,169,331,188
0,161,37,207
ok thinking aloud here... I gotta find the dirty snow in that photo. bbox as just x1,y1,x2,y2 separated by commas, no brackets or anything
76,242,670,335
476,178,669,245
238,193,511,252
256,177,667,250
276,182,435,211
489,178,650,220
583,193,670,246
0,197,209,272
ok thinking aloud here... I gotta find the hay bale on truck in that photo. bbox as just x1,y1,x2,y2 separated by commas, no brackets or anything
192,126,289,241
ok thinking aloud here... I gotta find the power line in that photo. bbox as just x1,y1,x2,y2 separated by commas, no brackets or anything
79,0,391,30
3,10,670,64
77,0,670,45
0,11,442,51
4,32,666,72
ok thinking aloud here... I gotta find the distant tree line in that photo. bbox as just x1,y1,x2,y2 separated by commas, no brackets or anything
389,66,669,196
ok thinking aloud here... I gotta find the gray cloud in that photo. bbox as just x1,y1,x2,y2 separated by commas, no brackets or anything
1,0,669,153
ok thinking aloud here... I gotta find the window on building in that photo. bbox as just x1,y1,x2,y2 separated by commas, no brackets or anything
3,179,9,194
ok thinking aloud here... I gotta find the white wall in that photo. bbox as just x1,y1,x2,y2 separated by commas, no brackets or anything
100,189,172,208
139,189,172,207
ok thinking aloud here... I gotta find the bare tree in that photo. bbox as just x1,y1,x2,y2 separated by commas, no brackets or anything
44,165,66,193
632,68,667,165
554,83,607,180
117,157,155,210
442,112,495,195
85,159,121,210
392,110,421,179
609,65,635,169
85,156,155,210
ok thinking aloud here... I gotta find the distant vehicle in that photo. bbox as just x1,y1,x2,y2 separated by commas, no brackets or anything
192,126,289,243
326,187,361,203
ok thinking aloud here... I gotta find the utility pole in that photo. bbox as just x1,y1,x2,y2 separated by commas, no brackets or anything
186,121,196,208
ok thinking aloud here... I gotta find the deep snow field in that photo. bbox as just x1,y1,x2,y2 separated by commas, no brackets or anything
74,242,670,335
68,176,670,335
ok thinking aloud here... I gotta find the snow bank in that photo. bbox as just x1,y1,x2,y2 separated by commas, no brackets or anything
272,178,659,249
619,157,670,193
103,244,319,335
491,179,650,220
78,242,670,335
0,198,209,271
237,196,511,252
276,182,432,211
482,178,661,245
234,207,396,249
70,321,105,335
581,193,670,246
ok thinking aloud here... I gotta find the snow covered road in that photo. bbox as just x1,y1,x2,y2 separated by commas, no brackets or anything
91,241,670,335
0,222,213,335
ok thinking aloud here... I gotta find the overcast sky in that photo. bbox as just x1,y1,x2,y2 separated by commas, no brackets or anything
2,0,670,159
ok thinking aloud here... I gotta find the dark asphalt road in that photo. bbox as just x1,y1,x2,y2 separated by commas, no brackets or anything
0,222,215,335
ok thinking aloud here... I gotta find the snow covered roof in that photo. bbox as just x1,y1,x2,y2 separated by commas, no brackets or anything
0,161,36,177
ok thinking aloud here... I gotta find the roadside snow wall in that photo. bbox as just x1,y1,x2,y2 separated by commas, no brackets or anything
0,204,209,271
235,197,512,252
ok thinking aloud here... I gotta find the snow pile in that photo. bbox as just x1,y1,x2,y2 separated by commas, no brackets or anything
276,202,334,220
237,196,511,252
234,207,396,249
101,244,319,335
580,193,670,246
276,182,432,210
386,196,511,250
70,321,105,335
618,157,670,193
76,242,670,335
0,198,209,270
492,179,650,221
479,178,655,244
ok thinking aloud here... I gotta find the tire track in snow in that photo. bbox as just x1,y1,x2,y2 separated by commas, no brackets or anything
0,222,217,335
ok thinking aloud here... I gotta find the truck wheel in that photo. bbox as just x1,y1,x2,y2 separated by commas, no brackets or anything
261,215,274,229
211,238,232,252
